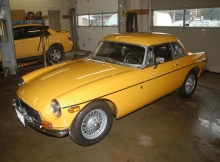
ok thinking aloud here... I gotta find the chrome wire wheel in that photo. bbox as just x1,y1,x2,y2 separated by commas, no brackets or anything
49,49,62,62
81,109,107,139
185,74,196,94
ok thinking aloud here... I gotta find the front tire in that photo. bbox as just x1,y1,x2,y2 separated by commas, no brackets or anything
179,70,197,98
69,100,113,146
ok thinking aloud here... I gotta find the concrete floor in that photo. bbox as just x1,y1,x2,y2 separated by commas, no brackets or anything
0,52,220,162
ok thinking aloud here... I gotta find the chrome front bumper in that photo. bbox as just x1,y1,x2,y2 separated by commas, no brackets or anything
28,122,69,137
12,98,69,137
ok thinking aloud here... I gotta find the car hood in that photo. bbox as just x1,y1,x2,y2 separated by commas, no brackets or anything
17,59,134,109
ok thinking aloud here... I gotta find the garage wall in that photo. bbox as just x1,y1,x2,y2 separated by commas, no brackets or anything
152,0,220,73
9,0,71,31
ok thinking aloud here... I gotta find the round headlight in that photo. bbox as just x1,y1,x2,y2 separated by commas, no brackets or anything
51,99,61,117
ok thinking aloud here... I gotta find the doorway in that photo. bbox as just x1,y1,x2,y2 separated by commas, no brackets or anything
48,10,61,30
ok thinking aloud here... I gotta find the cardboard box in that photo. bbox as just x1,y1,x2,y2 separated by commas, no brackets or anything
10,9,26,20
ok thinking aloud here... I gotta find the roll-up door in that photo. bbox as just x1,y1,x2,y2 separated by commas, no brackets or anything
152,0,220,10
152,0,220,73
76,0,118,52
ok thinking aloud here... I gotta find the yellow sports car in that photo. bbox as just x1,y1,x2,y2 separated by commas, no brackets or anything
0,24,73,63
13,32,208,146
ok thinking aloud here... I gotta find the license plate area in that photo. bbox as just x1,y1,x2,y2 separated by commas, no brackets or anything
15,108,25,127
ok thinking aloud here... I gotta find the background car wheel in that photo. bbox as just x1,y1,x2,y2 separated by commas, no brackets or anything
179,69,197,98
46,45,63,64
69,100,113,147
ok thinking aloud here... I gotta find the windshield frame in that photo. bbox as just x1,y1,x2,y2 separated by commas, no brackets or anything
90,41,148,69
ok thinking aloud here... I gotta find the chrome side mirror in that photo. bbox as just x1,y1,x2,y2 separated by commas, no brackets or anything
156,57,164,64
153,57,164,69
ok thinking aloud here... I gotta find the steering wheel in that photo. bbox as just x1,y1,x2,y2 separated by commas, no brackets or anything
124,55,142,64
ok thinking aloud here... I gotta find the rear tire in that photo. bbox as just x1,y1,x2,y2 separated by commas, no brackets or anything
179,70,197,98
46,45,63,63
69,100,113,146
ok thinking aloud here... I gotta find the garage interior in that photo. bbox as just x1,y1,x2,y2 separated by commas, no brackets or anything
0,0,220,161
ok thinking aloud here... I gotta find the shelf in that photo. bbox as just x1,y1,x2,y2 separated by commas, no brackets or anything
11,19,45,25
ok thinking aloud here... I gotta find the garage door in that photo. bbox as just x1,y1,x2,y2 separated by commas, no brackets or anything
76,0,118,52
152,0,220,73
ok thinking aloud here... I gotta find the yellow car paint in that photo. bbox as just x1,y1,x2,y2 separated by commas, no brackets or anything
15,32,208,134
0,24,73,61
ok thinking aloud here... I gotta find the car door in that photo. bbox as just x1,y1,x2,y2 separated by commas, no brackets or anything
13,27,29,59
142,43,180,106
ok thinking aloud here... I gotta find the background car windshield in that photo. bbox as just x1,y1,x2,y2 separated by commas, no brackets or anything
93,42,145,65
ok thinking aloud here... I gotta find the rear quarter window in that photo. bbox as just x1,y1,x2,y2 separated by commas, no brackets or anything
171,42,186,59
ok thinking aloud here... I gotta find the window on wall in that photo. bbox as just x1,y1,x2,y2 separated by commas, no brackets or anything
78,15,89,26
77,13,118,27
153,10,184,26
103,13,118,26
153,7,220,27
90,14,102,26
186,8,220,27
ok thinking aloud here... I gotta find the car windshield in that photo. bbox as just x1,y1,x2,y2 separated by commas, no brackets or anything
91,42,146,68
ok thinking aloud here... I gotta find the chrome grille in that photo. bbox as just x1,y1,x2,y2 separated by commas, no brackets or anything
18,98,42,123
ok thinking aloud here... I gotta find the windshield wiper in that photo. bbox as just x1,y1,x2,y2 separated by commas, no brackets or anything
104,57,117,64
91,56,106,63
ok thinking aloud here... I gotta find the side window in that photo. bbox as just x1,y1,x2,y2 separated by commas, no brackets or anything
171,42,185,58
13,27,27,40
154,43,173,62
27,26,41,38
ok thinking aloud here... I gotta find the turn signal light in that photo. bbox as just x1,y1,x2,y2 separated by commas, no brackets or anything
68,106,80,113
42,121,53,129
